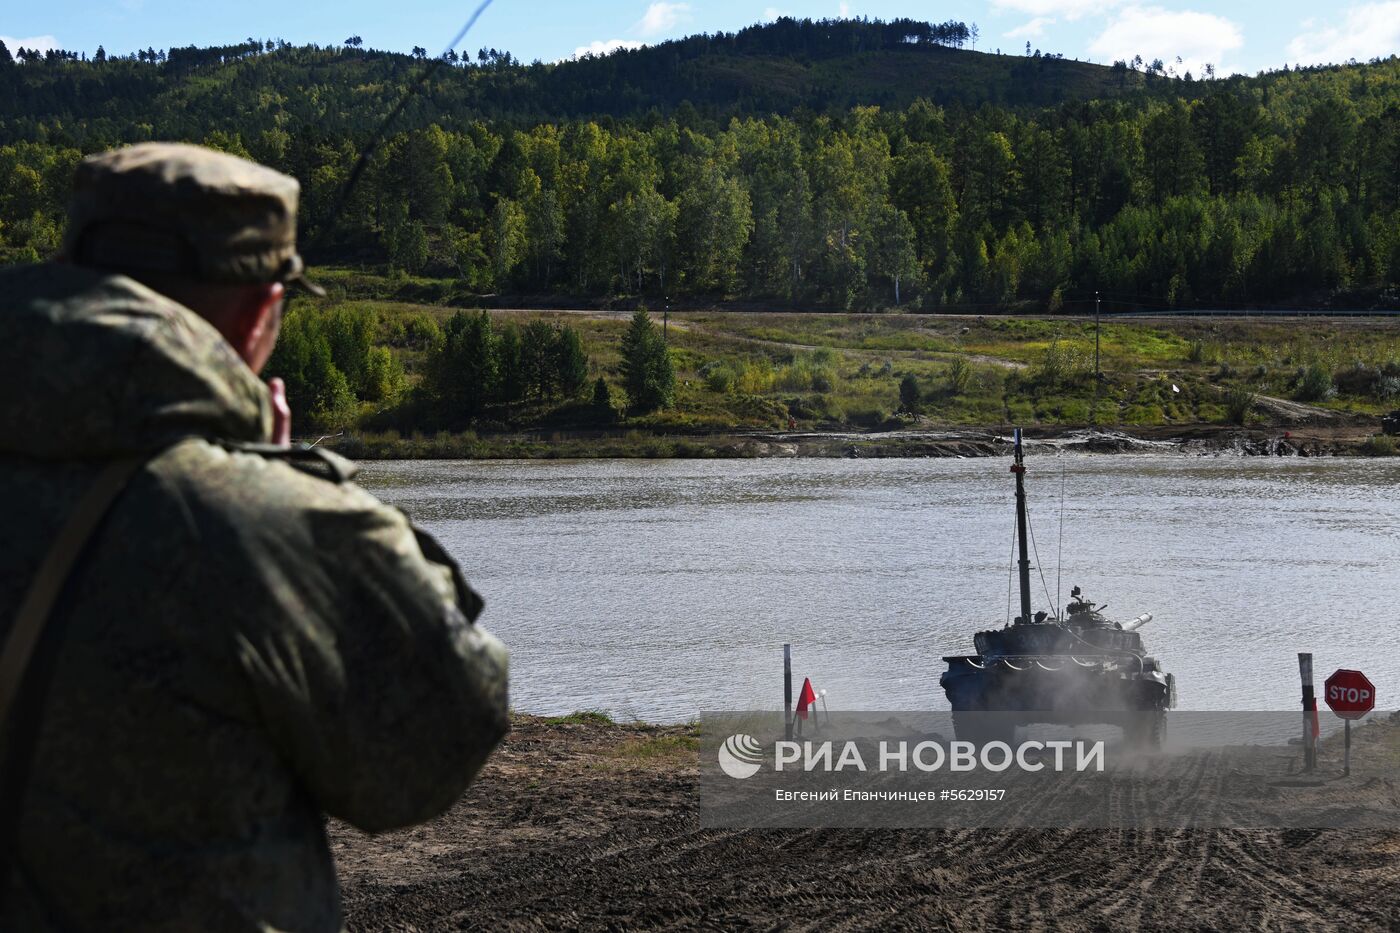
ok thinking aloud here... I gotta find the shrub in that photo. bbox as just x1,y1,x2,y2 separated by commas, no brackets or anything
1334,363,1381,398
1035,339,1085,388
1294,364,1334,402
362,346,406,402
849,407,891,427
946,356,971,395
1224,386,1256,425
1360,434,1397,456
402,313,445,351
737,359,775,394
776,359,813,392
899,373,921,413
704,366,735,393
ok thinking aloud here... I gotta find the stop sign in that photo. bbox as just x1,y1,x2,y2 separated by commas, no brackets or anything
1324,669,1376,720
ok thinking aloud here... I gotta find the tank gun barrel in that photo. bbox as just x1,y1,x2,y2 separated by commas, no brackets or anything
1122,613,1153,632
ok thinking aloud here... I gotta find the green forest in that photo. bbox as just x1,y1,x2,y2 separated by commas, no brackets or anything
2,18,1398,313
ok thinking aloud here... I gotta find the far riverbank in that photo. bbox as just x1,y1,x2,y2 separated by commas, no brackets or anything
332,422,1395,461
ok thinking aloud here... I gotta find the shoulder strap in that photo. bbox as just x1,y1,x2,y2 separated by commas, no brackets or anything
0,456,148,908
0,458,146,720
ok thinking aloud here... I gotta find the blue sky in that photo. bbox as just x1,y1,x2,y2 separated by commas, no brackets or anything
4,1,1397,77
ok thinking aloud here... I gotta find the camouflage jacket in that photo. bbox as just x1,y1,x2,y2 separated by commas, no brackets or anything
0,264,509,932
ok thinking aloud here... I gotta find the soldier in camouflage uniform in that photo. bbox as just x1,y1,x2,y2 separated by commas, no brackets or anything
0,143,509,931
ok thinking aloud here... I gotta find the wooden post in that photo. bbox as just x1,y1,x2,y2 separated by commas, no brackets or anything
783,644,793,742
1299,653,1316,771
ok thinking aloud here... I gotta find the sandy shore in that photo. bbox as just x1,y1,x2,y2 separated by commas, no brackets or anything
331,715,1400,930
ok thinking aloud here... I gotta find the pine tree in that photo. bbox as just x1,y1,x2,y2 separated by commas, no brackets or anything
429,310,498,419
554,326,588,397
619,309,675,412
495,322,524,404
519,320,557,399
591,377,615,420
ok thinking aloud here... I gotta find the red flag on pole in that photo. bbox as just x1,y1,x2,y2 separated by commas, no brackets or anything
796,677,817,720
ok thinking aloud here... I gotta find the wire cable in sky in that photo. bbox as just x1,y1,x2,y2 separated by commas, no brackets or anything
320,0,496,243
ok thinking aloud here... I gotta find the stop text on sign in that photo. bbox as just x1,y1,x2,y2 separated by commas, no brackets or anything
1330,685,1370,704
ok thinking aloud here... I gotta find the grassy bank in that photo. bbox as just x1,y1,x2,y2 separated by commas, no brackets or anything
294,293,1400,456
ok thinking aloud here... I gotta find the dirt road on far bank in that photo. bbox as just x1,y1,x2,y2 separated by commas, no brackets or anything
332,716,1400,931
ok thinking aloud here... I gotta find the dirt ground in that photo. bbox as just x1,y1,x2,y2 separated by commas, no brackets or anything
331,716,1400,931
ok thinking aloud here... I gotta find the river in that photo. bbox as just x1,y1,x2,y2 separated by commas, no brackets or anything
358,454,1400,722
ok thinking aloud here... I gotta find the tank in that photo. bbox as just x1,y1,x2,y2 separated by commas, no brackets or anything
939,429,1175,748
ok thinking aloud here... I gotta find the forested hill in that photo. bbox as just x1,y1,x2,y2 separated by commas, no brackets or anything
1,18,1398,311
2,18,1131,141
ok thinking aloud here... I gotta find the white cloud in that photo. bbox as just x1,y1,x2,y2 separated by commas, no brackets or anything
1287,2,1400,65
763,7,790,21
572,39,645,59
993,0,1116,21
1005,17,1054,39
1088,6,1244,77
634,2,692,37
0,34,60,55
839,2,851,17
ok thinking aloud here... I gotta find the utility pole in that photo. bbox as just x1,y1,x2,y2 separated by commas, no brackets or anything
1094,290,1101,377
1091,290,1102,426
664,294,669,342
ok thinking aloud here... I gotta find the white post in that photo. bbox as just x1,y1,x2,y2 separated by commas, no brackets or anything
1299,653,1316,771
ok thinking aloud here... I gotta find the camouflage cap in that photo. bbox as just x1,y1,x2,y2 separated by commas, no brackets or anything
63,142,325,296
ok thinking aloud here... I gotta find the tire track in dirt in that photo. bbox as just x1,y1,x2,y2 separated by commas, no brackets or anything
335,717,1400,931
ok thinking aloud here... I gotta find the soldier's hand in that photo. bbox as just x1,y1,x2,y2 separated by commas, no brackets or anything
268,377,292,446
